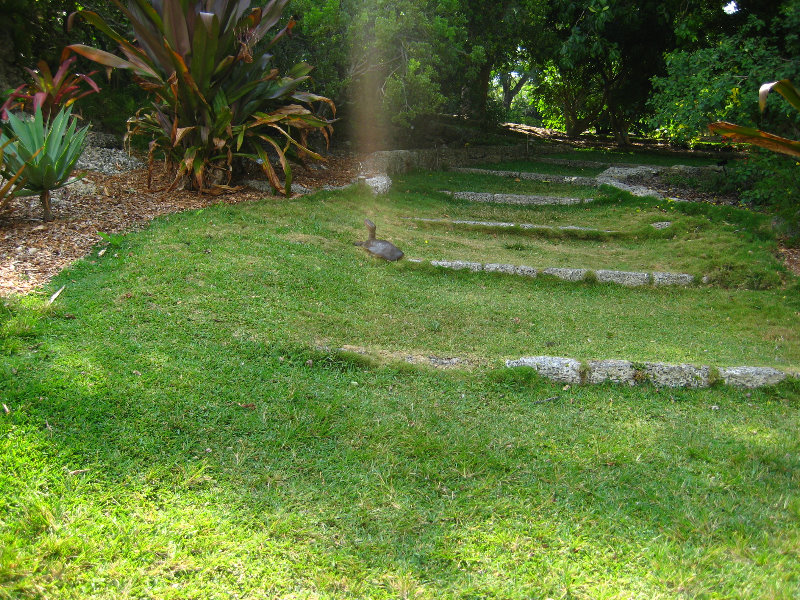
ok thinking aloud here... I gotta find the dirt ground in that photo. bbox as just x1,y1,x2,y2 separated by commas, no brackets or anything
1,150,798,297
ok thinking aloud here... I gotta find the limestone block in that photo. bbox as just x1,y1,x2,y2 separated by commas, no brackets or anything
587,360,636,385
542,267,588,282
430,260,483,272
505,356,582,384
652,272,694,286
719,366,787,388
595,270,650,286
362,174,392,195
651,221,672,229
644,362,710,388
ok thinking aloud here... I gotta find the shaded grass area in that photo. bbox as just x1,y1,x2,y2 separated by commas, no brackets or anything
391,173,787,289
2,302,799,598
477,160,607,177
541,148,722,167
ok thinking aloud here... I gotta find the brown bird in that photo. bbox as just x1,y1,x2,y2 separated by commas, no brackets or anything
354,219,404,261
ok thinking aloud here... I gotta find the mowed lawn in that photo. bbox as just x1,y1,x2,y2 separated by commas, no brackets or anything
1,183,799,599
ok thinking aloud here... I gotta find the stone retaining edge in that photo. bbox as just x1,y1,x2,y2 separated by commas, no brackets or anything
408,259,696,287
505,356,791,389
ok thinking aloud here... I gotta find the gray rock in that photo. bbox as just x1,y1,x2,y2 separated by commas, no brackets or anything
65,178,97,197
719,366,787,388
587,360,637,385
644,362,710,388
652,272,694,286
85,131,123,149
542,267,588,282
651,221,672,229
449,191,495,203
506,356,582,384
76,147,144,175
594,270,650,286
361,174,392,195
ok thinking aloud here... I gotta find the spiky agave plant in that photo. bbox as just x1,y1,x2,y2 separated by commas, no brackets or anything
0,106,89,221
0,138,34,214
68,0,334,194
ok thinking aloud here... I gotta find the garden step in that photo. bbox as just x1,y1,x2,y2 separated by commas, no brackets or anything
407,258,697,287
404,217,616,233
452,167,598,186
442,190,594,205
505,355,790,389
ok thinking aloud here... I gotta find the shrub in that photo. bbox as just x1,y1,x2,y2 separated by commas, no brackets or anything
0,52,101,122
68,0,334,194
0,106,89,221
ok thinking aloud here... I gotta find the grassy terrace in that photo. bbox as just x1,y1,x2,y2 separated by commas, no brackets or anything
1,175,799,598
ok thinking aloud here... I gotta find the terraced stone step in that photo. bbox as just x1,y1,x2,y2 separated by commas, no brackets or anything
452,167,598,186
443,191,594,206
506,356,790,389
408,259,697,287
404,217,616,234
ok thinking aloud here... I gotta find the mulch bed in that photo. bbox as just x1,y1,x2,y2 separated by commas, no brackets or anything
0,153,362,297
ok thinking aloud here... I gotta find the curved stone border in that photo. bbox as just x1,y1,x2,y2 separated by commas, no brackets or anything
404,217,614,234
408,258,695,287
506,355,790,389
443,190,594,206
453,167,598,186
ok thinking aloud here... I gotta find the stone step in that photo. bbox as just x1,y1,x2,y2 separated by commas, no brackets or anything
408,258,697,287
443,190,594,206
404,217,616,234
452,167,598,186
506,355,790,389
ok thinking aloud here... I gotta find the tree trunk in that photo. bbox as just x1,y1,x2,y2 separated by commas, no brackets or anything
472,62,493,120
40,189,52,222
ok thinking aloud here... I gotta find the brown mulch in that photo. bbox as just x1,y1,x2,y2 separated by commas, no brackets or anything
0,153,362,297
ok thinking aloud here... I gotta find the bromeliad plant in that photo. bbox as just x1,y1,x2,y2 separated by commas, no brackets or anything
709,79,800,158
68,0,334,194
0,106,89,221
0,51,101,122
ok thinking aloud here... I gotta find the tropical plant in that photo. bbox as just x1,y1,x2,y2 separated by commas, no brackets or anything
0,106,89,221
709,79,800,158
0,51,101,122
67,0,334,194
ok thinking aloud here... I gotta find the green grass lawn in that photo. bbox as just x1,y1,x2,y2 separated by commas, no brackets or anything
542,148,721,167
476,160,608,177
388,173,788,289
2,181,799,599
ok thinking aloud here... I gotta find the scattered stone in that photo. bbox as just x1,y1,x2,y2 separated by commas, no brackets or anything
65,178,97,197
651,221,672,229
718,366,787,388
644,362,710,388
652,272,694,286
506,356,583,384
587,359,637,385
594,269,650,286
541,267,588,282
76,147,144,175
85,131,123,149
428,356,461,367
406,217,611,233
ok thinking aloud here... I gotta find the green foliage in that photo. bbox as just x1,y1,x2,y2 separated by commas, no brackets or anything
1,53,101,122
0,106,88,221
727,150,800,245
68,0,334,193
531,62,604,138
650,16,800,144
383,59,445,128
